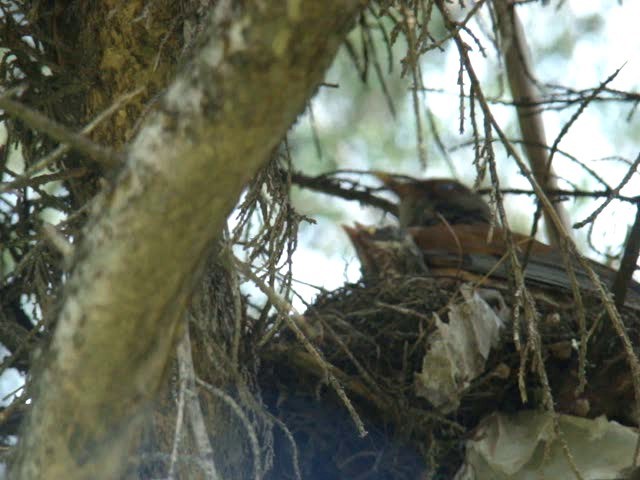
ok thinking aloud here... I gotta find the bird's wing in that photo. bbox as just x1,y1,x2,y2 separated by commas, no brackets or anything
409,224,640,308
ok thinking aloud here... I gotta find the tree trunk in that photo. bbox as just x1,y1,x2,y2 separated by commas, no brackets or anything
10,2,362,478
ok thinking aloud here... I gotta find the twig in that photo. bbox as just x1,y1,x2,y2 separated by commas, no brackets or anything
547,66,624,174
23,87,144,177
0,91,122,168
292,169,639,222
168,351,187,480
235,257,367,437
612,200,640,309
176,329,220,480
0,168,87,194
307,102,324,160
427,108,459,176
361,13,397,118
400,6,426,166
479,187,636,202
290,171,397,215
196,378,261,480
574,152,640,228
270,414,302,480
41,222,74,261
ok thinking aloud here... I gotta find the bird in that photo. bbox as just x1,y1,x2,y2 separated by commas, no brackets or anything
343,172,640,306
342,224,428,281
373,172,492,227
343,220,560,291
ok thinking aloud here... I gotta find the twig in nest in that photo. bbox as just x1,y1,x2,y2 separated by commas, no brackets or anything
235,257,367,438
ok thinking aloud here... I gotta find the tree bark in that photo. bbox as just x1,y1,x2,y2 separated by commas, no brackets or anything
10,1,362,478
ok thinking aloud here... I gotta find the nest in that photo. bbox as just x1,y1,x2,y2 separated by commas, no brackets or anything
260,274,640,479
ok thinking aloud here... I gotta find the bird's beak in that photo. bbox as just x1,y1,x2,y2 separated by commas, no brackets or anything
372,171,397,189
341,224,359,240
343,224,377,242
372,171,410,198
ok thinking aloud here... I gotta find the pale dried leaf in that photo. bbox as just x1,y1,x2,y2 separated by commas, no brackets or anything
454,411,639,480
414,285,505,411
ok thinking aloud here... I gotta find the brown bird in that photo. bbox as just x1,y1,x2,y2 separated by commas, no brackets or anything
373,172,491,227
360,172,640,305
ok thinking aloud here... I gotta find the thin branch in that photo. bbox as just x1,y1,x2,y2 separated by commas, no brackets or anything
401,6,427,166
0,91,122,168
1,167,87,194
574,152,640,229
482,187,636,203
23,87,144,177
547,66,624,172
235,257,367,438
612,201,640,309
290,170,397,215
196,378,261,480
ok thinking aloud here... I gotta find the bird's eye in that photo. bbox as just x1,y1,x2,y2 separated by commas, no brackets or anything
438,182,456,192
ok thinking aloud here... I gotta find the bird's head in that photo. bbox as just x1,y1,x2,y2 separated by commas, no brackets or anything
342,223,427,279
373,172,491,228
